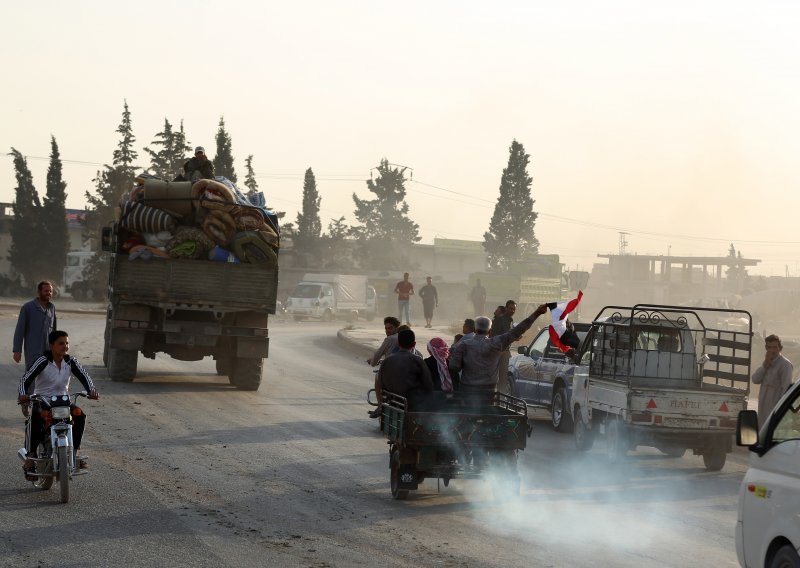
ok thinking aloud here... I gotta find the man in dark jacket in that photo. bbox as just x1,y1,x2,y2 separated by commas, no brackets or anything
183,146,214,182
376,329,433,410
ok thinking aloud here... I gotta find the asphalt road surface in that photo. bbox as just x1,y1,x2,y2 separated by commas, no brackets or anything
0,313,748,567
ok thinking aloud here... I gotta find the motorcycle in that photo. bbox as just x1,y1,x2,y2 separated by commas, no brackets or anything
17,391,90,503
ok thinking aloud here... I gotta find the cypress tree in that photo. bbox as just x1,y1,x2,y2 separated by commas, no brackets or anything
294,168,322,264
243,155,258,195
351,158,420,270
8,148,45,286
42,136,69,285
143,118,176,179
213,116,237,182
172,119,192,175
483,140,539,270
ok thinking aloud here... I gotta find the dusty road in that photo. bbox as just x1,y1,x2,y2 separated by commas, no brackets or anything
0,315,747,567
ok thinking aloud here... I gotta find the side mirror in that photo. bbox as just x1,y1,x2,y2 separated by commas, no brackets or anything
737,410,759,447
517,346,529,356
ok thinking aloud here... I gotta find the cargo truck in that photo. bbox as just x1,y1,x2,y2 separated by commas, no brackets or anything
285,273,376,322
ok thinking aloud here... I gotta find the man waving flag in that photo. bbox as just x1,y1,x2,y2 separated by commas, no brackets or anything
548,291,583,353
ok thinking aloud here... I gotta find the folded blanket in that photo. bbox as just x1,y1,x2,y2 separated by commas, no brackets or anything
231,231,278,267
167,226,215,254
192,179,235,212
231,206,268,232
202,209,236,246
128,244,170,260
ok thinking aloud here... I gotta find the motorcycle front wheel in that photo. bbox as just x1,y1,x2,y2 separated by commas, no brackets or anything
58,446,69,503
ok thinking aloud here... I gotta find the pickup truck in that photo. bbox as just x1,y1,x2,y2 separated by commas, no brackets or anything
571,304,751,471
507,323,590,432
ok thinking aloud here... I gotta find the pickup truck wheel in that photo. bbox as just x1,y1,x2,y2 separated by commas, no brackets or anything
769,544,800,568
702,447,727,471
72,283,85,302
552,388,573,433
573,407,594,451
322,309,333,322
230,358,263,391
390,450,409,500
606,418,628,462
108,347,137,382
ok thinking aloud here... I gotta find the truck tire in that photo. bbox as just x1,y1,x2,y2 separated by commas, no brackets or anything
216,358,232,376
322,309,333,322
551,388,573,433
366,312,375,322
573,406,595,451
230,358,263,391
108,347,138,382
72,282,85,302
769,544,800,568
606,418,628,462
702,446,727,471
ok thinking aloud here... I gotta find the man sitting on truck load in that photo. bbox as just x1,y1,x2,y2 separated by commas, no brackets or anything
180,146,214,182
375,329,433,411
450,304,548,398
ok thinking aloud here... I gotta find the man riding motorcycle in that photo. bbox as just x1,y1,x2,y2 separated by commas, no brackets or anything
17,330,99,481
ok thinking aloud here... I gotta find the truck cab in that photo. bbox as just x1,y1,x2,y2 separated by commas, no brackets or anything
736,383,800,567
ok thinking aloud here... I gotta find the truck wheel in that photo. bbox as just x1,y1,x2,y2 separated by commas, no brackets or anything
216,358,232,376
573,406,595,451
606,418,628,462
552,388,573,433
390,449,409,500
769,544,800,568
72,283,85,301
108,347,138,382
702,447,727,471
366,312,375,322
322,309,333,322
230,358,263,391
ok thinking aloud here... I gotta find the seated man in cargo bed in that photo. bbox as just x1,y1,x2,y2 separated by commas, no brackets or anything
375,329,434,411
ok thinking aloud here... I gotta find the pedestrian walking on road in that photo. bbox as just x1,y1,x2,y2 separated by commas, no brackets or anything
13,281,57,370
752,334,794,426
394,272,414,325
469,279,487,316
419,276,438,328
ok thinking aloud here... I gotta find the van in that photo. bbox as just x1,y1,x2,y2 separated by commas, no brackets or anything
735,381,800,567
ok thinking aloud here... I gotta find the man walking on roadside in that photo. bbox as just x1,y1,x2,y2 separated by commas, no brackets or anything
752,334,794,426
13,281,57,370
469,279,487,316
418,276,438,329
394,272,414,326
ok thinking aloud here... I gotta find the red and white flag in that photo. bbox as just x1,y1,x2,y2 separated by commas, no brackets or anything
548,291,583,353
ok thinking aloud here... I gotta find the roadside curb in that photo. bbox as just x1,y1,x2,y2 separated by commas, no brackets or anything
336,329,375,360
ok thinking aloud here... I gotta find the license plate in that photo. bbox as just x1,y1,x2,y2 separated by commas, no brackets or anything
663,417,707,429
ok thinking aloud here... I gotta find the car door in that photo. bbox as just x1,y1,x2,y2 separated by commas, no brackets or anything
536,340,568,406
514,330,550,401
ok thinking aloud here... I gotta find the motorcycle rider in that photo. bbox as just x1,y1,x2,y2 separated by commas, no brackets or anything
17,330,99,480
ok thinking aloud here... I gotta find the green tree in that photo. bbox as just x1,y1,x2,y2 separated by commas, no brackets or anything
143,118,176,178
83,100,139,289
243,154,258,195
8,148,45,285
41,136,69,285
173,119,192,171
483,140,539,270
320,216,354,270
293,168,322,265
213,116,237,182
351,159,420,270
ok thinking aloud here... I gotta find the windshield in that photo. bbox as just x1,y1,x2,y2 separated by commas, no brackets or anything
291,284,322,299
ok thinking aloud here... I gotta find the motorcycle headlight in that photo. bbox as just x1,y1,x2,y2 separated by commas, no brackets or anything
51,406,71,419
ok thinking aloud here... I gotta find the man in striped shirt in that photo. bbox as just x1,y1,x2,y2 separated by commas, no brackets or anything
17,330,99,479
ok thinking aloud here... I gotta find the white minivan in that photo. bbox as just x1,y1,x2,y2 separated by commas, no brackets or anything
736,382,800,567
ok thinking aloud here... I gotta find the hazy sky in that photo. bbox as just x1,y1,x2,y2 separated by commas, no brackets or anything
4,1,800,276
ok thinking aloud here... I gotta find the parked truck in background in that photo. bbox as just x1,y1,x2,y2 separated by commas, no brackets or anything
571,304,751,471
101,222,278,391
285,273,376,322
63,251,104,301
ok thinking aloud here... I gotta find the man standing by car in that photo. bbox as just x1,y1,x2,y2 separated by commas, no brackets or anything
490,300,517,393
752,334,794,425
450,304,548,398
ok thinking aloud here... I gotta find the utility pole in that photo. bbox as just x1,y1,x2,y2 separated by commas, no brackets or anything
618,232,629,255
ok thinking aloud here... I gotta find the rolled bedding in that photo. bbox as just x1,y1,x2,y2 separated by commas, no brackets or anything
120,201,176,234
231,231,278,267
202,209,236,246
192,179,235,212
